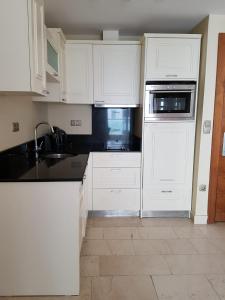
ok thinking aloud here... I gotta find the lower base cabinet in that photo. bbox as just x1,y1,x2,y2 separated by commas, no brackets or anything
0,182,82,296
93,189,140,210
92,152,141,212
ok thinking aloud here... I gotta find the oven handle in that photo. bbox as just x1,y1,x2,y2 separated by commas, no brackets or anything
149,90,194,94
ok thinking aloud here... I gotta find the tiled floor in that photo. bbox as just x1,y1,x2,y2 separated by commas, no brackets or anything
3,217,225,299
79,216,225,300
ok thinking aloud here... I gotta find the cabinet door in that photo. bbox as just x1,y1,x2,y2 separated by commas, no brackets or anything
65,44,93,104
142,122,195,211
146,38,200,80
30,0,46,94
93,45,141,105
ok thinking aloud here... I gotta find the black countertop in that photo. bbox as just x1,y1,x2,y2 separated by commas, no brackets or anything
0,153,89,182
0,134,141,182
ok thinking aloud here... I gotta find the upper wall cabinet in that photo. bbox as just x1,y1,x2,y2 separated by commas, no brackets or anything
0,0,46,95
93,44,141,106
145,34,201,80
65,43,93,104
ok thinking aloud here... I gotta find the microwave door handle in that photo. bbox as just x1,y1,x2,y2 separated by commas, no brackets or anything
150,90,192,94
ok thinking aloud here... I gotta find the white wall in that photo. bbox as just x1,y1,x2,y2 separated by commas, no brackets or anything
47,103,92,134
0,96,48,151
192,15,225,224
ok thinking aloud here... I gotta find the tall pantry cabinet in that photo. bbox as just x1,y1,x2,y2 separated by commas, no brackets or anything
142,34,201,215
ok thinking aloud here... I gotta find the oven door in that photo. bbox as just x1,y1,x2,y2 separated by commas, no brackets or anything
145,89,195,121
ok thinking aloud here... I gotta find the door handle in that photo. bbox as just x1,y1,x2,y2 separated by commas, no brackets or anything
222,133,225,156
161,190,173,193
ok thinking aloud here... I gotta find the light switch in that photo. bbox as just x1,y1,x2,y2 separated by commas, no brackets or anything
203,120,211,134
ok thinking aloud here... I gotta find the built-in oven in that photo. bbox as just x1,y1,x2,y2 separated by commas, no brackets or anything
144,81,196,121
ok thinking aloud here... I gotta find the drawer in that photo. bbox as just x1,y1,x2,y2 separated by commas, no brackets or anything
92,152,141,168
143,186,191,211
93,189,140,210
93,167,140,188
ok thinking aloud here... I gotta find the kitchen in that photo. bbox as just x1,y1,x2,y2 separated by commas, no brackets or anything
0,1,225,299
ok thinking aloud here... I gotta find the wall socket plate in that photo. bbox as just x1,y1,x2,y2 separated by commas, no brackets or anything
199,184,207,192
12,122,19,132
71,120,82,127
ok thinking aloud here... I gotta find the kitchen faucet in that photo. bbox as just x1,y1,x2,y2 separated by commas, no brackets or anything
34,122,54,159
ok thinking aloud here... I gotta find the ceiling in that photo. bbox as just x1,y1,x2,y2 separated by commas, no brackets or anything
45,0,225,36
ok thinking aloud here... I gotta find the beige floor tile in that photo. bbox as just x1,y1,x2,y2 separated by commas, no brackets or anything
92,276,158,300
207,274,225,299
103,227,139,239
107,240,135,255
153,275,220,300
100,255,170,275
190,238,223,254
133,239,171,255
81,240,111,256
199,225,225,238
85,228,104,239
141,218,193,227
165,254,225,275
80,256,99,277
210,238,225,252
138,227,177,239
166,239,198,254
90,217,142,228
173,226,206,238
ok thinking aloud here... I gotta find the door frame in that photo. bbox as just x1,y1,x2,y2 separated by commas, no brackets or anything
208,33,225,223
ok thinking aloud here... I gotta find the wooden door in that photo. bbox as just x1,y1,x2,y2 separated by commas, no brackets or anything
93,44,141,105
65,43,93,104
208,34,225,223
145,37,200,80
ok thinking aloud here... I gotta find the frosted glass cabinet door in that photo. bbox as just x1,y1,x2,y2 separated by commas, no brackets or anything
93,44,141,105
145,37,200,80
65,44,93,104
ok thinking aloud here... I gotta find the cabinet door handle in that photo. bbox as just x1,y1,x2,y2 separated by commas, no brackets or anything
42,89,50,95
165,74,178,78
161,190,173,193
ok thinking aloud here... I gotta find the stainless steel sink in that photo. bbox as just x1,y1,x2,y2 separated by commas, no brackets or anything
41,153,75,159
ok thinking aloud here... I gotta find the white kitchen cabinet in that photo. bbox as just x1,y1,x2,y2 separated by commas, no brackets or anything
142,122,195,211
92,152,141,212
145,34,201,80
93,167,140,189
65,43,93,104
93,44,141,105
0,182,81,295
34,28,67,103
0,0,46,95
93,189,140,211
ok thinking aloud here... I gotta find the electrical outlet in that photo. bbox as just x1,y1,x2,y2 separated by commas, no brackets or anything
12,122,19,132
199,184,207,192
70,120,82,127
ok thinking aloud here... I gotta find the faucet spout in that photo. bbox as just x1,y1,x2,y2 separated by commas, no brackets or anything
34,122,54,159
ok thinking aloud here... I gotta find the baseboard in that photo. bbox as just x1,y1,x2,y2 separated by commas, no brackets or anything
142,211,190,218
190,212,208,224
89,210,140,217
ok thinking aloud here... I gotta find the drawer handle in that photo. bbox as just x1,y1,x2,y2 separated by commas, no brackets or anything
110,190,121,193
161,190,173,193
160,179,174,182
110,168,121,171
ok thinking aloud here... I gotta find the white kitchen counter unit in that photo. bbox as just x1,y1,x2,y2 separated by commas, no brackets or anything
0,182,82,296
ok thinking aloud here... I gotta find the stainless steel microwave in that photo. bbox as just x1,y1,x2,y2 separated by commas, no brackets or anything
144,81,196,121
